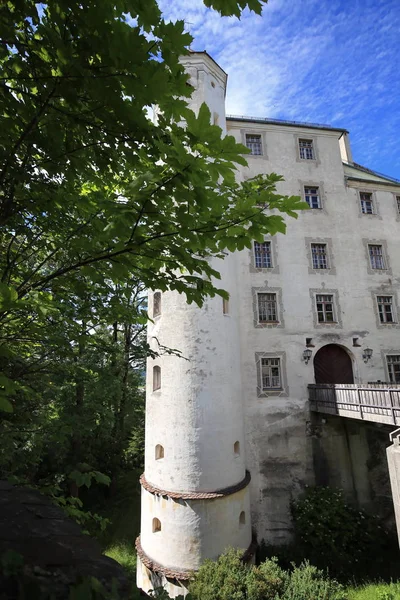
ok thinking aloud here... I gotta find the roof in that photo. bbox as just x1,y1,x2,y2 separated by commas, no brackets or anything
343,161,400,185
226,114,348,134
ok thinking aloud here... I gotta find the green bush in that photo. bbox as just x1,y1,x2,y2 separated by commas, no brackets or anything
283,562,347,600
246,557,288,600
189,548,248,600
291,486,393,580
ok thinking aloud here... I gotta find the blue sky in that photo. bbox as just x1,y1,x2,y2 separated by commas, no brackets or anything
159,0,400,179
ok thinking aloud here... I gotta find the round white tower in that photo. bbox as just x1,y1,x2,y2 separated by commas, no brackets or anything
136,52,253,598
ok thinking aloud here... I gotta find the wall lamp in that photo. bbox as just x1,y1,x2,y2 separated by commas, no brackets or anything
303,348,313,365
362,347,373,363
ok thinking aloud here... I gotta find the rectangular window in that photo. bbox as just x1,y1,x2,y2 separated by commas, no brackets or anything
222,298,229,315
396,196,400,214
369,244,385,269
377,296,395,323
257,293,277,323
311,243,328,269
316,294,335,322
261,357,281,390
254,241,272,268
387,355,400,383
245,134,262,156
360,192,374,214
299,139,314,160
304,186,321,209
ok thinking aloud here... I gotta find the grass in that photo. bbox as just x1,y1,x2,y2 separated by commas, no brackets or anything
347,582,400,599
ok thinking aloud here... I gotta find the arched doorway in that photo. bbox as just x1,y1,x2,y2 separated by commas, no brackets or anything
313,344,354,384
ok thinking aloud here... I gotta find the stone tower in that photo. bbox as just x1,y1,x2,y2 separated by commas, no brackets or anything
136,52,253,597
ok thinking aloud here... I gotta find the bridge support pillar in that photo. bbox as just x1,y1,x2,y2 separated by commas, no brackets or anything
386,428,400,547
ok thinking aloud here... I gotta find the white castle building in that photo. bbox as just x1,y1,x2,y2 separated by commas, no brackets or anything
136,51,400,597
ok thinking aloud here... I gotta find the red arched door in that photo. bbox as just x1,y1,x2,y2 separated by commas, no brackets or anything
313,344,354,384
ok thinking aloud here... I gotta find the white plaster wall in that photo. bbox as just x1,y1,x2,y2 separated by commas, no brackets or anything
140,487,252,571
227,118,400,544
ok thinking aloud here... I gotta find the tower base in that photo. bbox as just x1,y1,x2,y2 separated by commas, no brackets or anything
136,556,190,598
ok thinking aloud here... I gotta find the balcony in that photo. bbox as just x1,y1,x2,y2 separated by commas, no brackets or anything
309,383,400,426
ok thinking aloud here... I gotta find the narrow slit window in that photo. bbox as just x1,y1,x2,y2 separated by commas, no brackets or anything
377,296,395,323
153,365,161,391
153,292,161,318
257,293,278,323
368,245,385,270
396,196,400,214
239,511,246,525
223,298,229,315
245,134,262,156
311,243,328,269
152,518,161,533
360,192,374,214
304,186,321,209
155,444,164,460
254,241,272,268
234,441,240,456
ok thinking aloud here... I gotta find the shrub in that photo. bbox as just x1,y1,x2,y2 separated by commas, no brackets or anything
283,562,347,600
246,557,288,600
189,548,248,600
291,486,392,580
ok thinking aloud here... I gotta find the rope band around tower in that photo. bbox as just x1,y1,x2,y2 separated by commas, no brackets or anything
140,470,251,500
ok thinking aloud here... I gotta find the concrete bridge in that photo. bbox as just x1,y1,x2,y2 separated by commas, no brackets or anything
309,383,400,547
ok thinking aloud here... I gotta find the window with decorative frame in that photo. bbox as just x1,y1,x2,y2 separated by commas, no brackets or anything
377,296,395,323
245,134,262,156
299,139,314,160
316,294,335,323
261,357,282,390
387,355,400,383
257,293,278,323
368,244,385,270
311,243,328,269
360,192,374,214
304,186,321,209
254,241,272,268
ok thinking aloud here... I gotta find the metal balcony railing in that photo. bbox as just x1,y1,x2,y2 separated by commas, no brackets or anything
308,383,400,426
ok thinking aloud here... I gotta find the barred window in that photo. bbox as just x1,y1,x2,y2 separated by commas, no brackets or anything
377,296,395,323
304,186,321,209
153,292,161,317
311,243,328,269
245,134,262,156
360,192,374,214
387,355,400,383
257,293,278,322
153,365,161,391
254,241,272,268
369,244,385,269
261,357,281,390
316,294,335,322
299,139,314,160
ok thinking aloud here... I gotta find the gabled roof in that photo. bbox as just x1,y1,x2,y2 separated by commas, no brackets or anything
226,114,347,134
343,161,400,186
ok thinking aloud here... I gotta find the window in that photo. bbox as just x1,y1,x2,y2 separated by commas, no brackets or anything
223,298,229,315
377,296,395,323
368,244,385,270
299,139,314,160
261,357,281,390
152,518,161,533
360,192,374,214
155,444,164,460
239,511,246,525
257,293,278,323
254,241,272,268
304,186,321,209
153,292,161,317
387,356,400,383
396,196,400,214
316,294,335,322
311,243,328,269
153,365,161,391
234,441,240,456
245,134,262,156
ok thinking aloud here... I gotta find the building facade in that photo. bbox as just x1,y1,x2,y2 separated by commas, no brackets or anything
137,51,400,597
